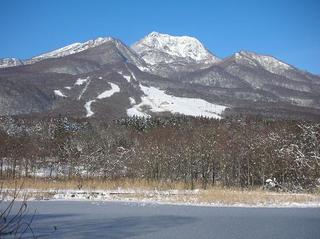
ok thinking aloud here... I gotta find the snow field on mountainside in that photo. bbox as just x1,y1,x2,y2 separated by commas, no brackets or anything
97,83,120,99
127,84,227,118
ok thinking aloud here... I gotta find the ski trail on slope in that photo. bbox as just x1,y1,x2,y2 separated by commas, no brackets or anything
78,78,91,100
84,80,121,117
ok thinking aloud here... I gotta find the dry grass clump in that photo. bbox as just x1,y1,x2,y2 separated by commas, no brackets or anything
0,178,188,191
1,178,320,205
199,187,320,205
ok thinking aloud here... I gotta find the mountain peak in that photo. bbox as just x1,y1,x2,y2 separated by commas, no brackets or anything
131,32,220,65
148,31,162,37
234,50,293,74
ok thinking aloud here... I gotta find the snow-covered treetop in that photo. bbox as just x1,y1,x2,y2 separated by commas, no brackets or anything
30,37,114,62
132,32,220,65
234,51,293,74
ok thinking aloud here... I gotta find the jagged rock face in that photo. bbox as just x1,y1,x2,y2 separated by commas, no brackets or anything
0,32,320,120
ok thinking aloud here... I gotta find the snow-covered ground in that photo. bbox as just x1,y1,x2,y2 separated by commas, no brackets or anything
127,84,227,118
3,188,320,208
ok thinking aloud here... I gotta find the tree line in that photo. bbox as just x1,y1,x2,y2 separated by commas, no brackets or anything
0,115,319,192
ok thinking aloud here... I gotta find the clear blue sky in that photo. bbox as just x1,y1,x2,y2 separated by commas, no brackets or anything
1,0,319,74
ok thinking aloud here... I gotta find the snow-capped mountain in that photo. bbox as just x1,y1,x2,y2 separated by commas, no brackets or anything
19,37,147,75
233,51,293,75
131,32,220,77
26,37,114,64
2,37,147,72
0,58,23,68
132,32,219,65
0,32,320,120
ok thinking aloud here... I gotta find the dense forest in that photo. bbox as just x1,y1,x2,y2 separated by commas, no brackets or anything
0,115,319,192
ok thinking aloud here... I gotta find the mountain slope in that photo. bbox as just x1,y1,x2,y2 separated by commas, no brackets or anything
5,38,148,76
0,33,320,120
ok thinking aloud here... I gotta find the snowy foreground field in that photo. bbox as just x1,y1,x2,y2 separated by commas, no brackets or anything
3,201,320,239
2,188,320,238
3,188,320,208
